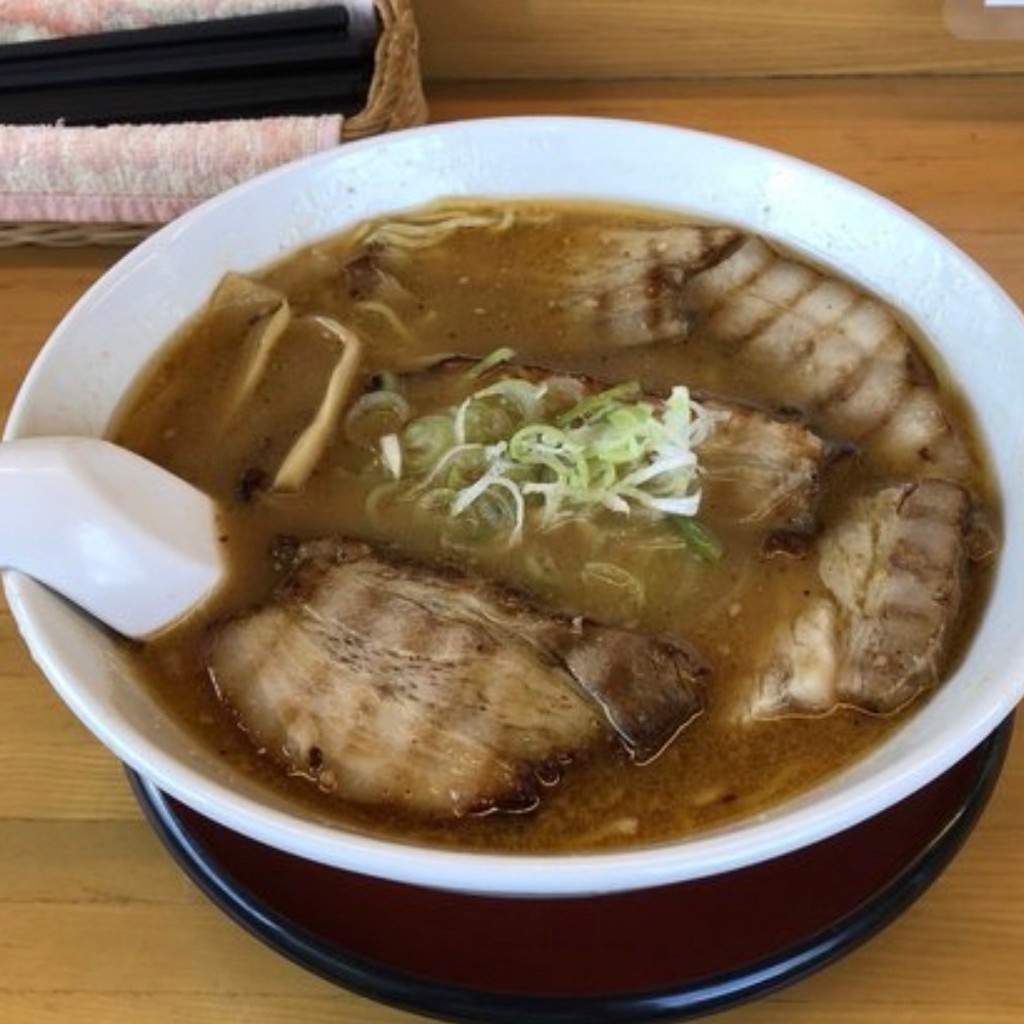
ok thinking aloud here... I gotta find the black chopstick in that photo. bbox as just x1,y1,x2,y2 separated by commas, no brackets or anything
0,5,378,126
0,6,356,64
0,35,368,91
0,67,375,125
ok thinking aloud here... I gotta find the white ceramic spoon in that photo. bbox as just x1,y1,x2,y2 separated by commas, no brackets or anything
0,437,223,639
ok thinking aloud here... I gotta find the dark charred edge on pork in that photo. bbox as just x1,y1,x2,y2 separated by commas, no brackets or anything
762,530,816,559
540,627,709,764
631,228,746,340
463,751,579,818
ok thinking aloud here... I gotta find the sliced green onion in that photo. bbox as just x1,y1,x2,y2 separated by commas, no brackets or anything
412,441,490,493
463,346,517,380
451,475,525,544
384,372,709,546
456,394,523,445
556,380,642,427
379,433,402,478
419,487,456,515
669,517,724,561
471,379,546,421
508,423,587,486
539,375,587,417
400,414,456,472
344,390,411,449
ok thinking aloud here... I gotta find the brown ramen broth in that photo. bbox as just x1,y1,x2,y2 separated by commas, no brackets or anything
110,199,999,853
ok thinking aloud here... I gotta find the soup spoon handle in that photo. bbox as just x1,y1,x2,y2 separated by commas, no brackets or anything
0,436,223,640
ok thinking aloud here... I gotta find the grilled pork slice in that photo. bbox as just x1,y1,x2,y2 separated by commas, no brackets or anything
697,398,831,534
350,218,743,351
532,224,744,348
742,479,971,719
207,539,707,818
683,236,971,479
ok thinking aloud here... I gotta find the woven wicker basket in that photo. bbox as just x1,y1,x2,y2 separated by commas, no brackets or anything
0,0,427,248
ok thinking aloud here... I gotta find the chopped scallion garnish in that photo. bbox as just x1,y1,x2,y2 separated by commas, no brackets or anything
669,517,724,561
463,346,517,380
372,352,715,548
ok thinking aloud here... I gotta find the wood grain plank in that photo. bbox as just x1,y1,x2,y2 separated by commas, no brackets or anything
0,903,306,994
3,992,1023,1024
4,995,1023,1024
0,655,139,821
414,0,1024,80
0,821,191,904
0,248,120,415
0,995,402,1024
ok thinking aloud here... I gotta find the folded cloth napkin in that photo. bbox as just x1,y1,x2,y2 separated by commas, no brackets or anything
0,116,345,222
0,0,383,225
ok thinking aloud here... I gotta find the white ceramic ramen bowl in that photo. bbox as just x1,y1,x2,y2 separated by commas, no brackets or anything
6,117,1024,897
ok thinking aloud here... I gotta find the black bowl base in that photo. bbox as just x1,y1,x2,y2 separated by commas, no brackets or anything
128,715,1013,1024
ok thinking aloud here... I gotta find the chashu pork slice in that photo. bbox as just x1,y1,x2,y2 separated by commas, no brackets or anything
527,224,744,349
683,236,972,480
697,397,832,534
742,478,971,719
207,539,707,818
349,217,744,352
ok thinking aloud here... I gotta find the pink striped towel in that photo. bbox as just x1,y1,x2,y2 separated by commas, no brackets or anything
0,0,377,224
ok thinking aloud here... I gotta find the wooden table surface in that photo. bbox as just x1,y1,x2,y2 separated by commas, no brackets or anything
2,77,1023,1023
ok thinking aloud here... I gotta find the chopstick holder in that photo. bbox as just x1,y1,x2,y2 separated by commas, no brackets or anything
0,0,426,245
